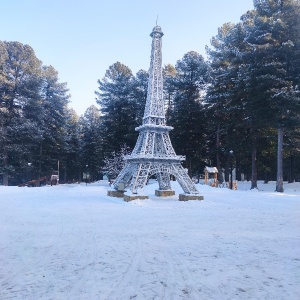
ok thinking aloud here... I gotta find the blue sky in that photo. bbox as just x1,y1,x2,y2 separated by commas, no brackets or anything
1,0,254,115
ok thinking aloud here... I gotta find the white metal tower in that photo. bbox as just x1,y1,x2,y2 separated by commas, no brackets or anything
112,25,202,199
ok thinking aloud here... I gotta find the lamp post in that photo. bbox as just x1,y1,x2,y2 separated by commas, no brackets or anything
229,150,233,190
85,164,88,185
27,162,32,184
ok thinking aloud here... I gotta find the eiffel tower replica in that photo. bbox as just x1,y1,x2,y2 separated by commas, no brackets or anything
109,25,203,201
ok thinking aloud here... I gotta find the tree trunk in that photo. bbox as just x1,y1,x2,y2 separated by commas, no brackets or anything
251,142,257,189
216,124,222,181
264,172,269,184
3,174,9,186
264,151,270,184
276,127,284,192
236,159,241,181
3,153,9,186
38,142,43,179
78,168,82,183
2,145,9,186
288,154,294,183
247,170,251,182
225,155,229,182
64,168,67,184
2,125,9,186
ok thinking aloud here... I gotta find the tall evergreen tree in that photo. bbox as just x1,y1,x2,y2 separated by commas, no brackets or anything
63,108,82,183
95,62,135,157
169,51,209,176
241,0,300,191
206,0,300,188
95,62,147,160
131,69,148,123
79,105,102,181
0,41,71,185
0,41,42,185
163,63,177,122
206,23,248,182
32,65,70,179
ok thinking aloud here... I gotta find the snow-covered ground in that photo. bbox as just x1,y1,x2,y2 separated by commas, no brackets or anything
0,180,299,300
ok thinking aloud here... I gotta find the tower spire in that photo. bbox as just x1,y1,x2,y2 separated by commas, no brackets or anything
110,26,203,201
143,25,164,125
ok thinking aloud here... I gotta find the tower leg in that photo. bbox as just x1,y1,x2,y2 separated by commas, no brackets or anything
172,164,199,194
157,172,171,190
130,163,151,194
113,163,134,190
155,172,175,196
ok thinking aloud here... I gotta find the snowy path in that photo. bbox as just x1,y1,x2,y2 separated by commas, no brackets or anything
0,181,299,299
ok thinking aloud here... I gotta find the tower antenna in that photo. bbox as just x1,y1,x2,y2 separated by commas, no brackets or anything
156,15,158,25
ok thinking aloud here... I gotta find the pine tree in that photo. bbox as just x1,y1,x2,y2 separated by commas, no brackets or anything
0,41,71,185
103,144,131,180
31,65,70,181
62,108,82,183
206,0,300,188
95,62,135,157
206,22,248,182
79,105,102,181
168,51,209,177
0,41,42,185
242,0,300,191
131,69,148,124
95,63,148,160
163,63,177,122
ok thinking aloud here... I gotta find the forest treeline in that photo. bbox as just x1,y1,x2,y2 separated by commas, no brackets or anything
1,0,300,190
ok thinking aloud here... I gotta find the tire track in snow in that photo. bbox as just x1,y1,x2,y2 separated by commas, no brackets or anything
0,213,65,299
61,230,99,299
103,234,200,300
166,248,214,299
25,214,80,299
103,238,143,300
134,242,170,300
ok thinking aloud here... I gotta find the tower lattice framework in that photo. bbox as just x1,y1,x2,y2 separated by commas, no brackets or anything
113,25,199,195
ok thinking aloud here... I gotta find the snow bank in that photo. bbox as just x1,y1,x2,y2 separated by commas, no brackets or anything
0,180,299,299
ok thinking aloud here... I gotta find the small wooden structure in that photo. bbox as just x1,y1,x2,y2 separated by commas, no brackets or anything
18,176,48,187
204,167,218,186
230,181,238,190
50,171,59,186
203,166,238,190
